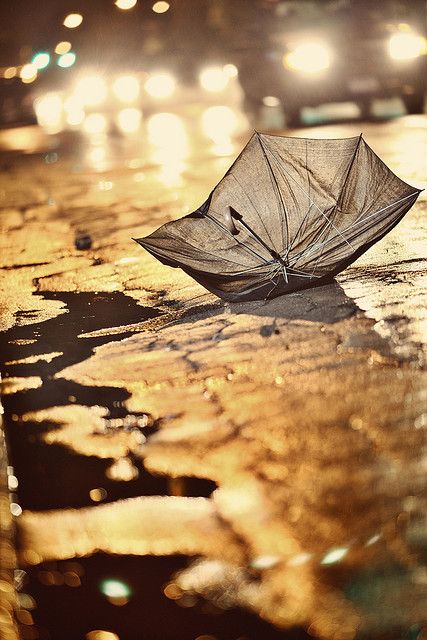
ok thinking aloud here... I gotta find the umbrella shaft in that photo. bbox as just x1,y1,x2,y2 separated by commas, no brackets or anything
239,219,287,266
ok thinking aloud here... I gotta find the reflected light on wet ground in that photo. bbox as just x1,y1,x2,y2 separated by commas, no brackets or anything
1,107,426,640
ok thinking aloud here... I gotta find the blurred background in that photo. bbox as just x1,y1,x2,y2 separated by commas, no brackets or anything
0,0,426,142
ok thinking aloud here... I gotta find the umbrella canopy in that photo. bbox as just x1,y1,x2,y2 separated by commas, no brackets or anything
134,133,421,302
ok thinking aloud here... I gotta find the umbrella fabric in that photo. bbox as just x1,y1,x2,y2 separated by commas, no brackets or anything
135,133,421,302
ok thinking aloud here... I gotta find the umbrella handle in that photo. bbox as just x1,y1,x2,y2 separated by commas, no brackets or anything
224,207,240,235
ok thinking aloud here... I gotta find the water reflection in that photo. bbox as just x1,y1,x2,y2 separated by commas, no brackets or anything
146,112,188,186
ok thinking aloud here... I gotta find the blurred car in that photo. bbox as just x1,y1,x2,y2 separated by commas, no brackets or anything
232,0,427,126
31,60,242,136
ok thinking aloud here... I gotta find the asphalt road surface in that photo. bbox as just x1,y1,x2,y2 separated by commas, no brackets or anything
0,111,426,640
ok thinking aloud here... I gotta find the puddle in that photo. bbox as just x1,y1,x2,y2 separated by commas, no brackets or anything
21,554,307,640
1,290,245,640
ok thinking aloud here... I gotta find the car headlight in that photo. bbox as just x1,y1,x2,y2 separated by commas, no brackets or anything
389,32,426,60
199,66,230,92
283,41,331,74
113,75,140,103
34,94,63,129
144,73,176,99
75,76,108,107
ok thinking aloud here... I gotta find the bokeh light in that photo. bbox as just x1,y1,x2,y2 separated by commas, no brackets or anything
116,108,142,133
147,112,187,151
57,52,76,68
320,547,348,565
63,13,83,29
75,76,108,106
389,32,426,60
284,41,331,73
201,105,238,142
55,41,72,55
83,113,108,134
144,72,176,98
100,579,132,598
115,0,137,9
112,75,140,103
99,579,132,606
223,63,238,78
10,502,22,516
152,1,170,13
89,487,108,502
3,67,16,79
63,95,85,127
199,66,229,92
32,52,50,70
34,94,63,132
20,63,37,83
86,632,120,640
263,96,281,107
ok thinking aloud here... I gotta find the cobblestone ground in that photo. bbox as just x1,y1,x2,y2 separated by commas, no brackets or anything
0,115,426,640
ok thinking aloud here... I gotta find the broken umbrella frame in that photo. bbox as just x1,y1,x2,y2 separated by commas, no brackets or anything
135,132,422,302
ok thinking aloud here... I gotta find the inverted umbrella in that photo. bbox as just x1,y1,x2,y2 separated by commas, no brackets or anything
134,133,421,301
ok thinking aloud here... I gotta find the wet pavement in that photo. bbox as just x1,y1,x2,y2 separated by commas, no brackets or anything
0,112,426,640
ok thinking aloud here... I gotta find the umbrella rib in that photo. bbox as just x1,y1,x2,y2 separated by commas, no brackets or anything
334,134,363,213
306,134,363,276
265,142,356,251
291,190,420,269
256,133,288,249
162,225,266,269
204,212,271,265
283,149,356,262
228,172,278,252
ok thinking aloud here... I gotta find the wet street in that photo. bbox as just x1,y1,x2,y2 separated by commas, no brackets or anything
0,110,426,640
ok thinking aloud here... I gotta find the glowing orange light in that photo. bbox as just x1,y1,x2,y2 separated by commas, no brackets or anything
63,13,83,28
55,41,72,55
115,0,137,9
152,1,169,13
3,67,16,79
20,63,37,83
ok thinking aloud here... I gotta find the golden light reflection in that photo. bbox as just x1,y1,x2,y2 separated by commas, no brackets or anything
320,547,348,565
63,13,83,29
86,632,119,640
105,457,139,481
10,502,22,516
87,145,107,168
201,106,237,147
146,112,188,181
158,160,186,187
55,41,72,55
89,487,108,502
